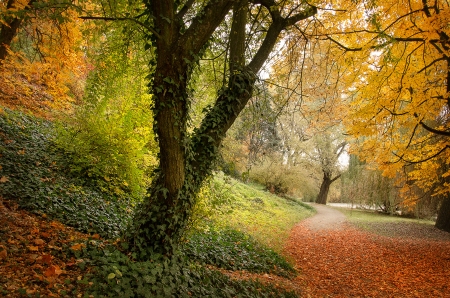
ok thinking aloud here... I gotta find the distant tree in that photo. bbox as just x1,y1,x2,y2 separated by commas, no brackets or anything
311,131,346,204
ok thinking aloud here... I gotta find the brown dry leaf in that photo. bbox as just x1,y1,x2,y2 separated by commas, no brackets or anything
0,249,7,260
41,254,53,265
28,246,39,251
34,238,45,246
0,176,9,183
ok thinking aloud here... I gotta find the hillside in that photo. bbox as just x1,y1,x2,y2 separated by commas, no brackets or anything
0,107,313,297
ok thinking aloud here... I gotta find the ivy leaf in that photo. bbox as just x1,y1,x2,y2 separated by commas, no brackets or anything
107,273,116,279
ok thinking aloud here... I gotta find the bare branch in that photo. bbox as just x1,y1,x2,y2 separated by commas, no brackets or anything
420,121,450,137
393,145,450,164
327,36,362,51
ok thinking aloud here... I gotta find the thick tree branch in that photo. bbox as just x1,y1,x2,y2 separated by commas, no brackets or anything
327,36,362,51
248,5,317,73
179,0,235,58
176,0,195,19
331,174,342,183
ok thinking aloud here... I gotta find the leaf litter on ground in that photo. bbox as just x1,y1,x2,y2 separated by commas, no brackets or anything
284,222,450,298
0,197,95,297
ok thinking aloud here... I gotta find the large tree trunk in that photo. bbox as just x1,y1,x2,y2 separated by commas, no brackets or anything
436,195,450,233
316,172,341,205
316,173,332,204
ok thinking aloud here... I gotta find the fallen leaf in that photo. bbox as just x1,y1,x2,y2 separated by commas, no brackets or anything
26,289,36,295
0,176,9,183
28,246,39,251
0,249,7,260
40,231,51,238
44,265,63,277
70,243,85,251
41,254,53,265
34,238,45,245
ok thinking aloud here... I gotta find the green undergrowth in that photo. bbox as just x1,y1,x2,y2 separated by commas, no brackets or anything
211,173,315,252
68,241,298,298
182,227,295,278
0,108,133,238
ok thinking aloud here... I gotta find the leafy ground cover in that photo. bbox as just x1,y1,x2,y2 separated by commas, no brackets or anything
183,228,295,277
0,108,133,239
0,107,310,297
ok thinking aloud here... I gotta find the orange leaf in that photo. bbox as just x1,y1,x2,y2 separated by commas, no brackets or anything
44,265,62,277
28,246,39,251
44,266,56,277
34,239,45,246
41,254,53,265
40,232,51,238
70,243,85,251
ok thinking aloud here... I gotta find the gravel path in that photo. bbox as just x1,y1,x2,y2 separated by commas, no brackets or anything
302,203,347,231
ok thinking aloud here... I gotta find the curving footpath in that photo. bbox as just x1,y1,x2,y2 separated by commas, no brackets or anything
283,203,450,298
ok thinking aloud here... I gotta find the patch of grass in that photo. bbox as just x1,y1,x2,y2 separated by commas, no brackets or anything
337,208,434,224
211,173,315,252
182,227,295,278
334,208,450,240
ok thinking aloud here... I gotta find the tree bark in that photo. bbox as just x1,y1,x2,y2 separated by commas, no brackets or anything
435,195,450,233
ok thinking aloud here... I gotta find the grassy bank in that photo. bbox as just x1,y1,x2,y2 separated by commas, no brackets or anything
211,174,315,251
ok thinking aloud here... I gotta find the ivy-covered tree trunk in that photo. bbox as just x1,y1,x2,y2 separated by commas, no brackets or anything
436,195,450,233
125,0,317,260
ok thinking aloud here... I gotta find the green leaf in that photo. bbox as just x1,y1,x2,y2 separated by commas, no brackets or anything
107,273,116,279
